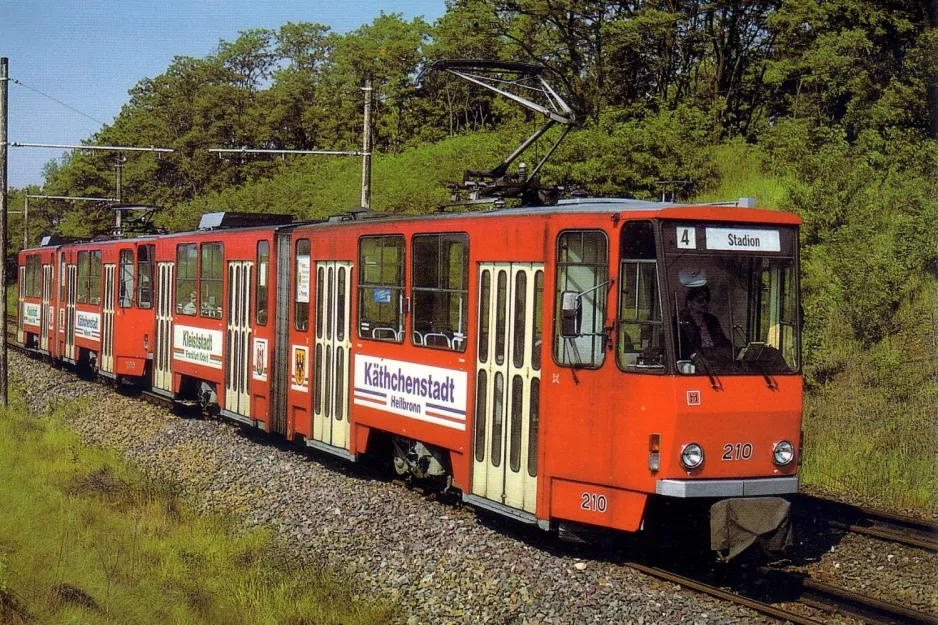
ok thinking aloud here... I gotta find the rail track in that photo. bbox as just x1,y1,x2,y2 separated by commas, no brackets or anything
8,314,938,624
626,561,938,625
798,493,938,552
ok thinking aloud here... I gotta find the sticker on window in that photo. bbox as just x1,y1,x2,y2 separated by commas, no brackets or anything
373,288,392,304
296,256,310,303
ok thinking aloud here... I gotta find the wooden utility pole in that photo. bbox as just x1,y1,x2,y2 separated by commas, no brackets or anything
1,57,9,407
361,71,373,211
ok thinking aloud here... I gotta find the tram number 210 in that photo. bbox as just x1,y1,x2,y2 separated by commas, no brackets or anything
722,442,753,461
580,492,608,513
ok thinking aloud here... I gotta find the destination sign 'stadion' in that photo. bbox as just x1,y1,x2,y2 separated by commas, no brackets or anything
705,227,781,252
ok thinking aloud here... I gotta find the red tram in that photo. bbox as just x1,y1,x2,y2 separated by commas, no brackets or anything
17,198,802,555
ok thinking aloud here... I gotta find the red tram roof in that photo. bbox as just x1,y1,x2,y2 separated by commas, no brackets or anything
18,197,800,257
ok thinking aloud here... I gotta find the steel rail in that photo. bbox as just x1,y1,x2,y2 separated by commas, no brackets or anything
761,567,938,625
799,493,938,552
623,562,825,625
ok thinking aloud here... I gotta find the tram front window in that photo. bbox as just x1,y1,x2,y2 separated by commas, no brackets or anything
664,226,799,376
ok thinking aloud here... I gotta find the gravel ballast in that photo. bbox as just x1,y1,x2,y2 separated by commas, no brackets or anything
11,351,934,624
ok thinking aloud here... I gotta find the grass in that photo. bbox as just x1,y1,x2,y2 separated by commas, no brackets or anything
690,140,791,210
0,397,394,625
799,275,938,515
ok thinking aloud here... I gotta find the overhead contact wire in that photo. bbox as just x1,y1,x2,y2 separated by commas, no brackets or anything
9,77,107,126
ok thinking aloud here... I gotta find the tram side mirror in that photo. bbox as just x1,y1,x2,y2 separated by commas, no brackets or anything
560,291,581,337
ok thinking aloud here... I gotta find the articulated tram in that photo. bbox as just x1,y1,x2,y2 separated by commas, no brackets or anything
18,198,802,556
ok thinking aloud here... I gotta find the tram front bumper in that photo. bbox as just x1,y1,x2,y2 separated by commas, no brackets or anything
655,476,798,498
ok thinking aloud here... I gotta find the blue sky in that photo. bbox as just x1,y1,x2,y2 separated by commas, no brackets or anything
3,0,447,189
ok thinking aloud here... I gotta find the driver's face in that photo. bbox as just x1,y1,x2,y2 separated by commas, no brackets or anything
687,293,709,314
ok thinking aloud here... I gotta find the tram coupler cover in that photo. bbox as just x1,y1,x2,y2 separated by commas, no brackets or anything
710,497,792,560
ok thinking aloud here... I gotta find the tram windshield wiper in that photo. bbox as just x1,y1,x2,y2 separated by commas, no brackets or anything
691,351,722,391
738,344,779,391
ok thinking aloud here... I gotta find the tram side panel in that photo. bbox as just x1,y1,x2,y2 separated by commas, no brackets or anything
307,216,551,497
61,244,107,367
109,241,158,380
244,232,279,432
335,221,474,483
288,227,356,455
153,234,225,402
217,230,271,428
16,251,33,348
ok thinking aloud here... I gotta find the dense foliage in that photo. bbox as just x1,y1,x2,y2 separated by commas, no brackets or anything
7,0,937,509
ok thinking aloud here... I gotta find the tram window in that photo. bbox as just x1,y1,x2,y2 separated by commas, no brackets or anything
137,245,154,309
176,244,198,315
337,266,346,342
495,271,508,365
26,256,34,298
474,370,487,462
509,375,523,472
77,251,90,304
528,377,539,478
478,270,491,363
34,255,43,297
358,235,404,343
59,253,66,300
119,250,134,308
26,255,41,298
512,272,527,368
88,251,102,305
199,243,224,319
532,271,544,371
553,230,608,368
315,266,324,338
617,222,665,372
294,239,310,331
412,233,468,351
491,372,504,467
256,240,269,325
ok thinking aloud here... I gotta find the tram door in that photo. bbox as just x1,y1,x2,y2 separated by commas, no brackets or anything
312,261,352,450
101,264,116,373
472,263,543,514
58,252,66,356
65,265,77,361
224,261,253,418
40,264,53,352
153,262,174,392
16,266,24,345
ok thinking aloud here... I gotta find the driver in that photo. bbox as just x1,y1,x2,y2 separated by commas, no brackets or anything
680,285,731,358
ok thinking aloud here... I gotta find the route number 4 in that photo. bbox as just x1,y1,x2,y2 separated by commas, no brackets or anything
677,227,696,249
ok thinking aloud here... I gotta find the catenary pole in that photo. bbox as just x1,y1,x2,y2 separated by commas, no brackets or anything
361,71,373,211
0,57,9,407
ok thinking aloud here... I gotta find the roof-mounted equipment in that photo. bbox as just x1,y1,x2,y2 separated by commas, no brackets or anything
198,212,294,231
38,234,83,247
418,60,576,208
108,204,168,237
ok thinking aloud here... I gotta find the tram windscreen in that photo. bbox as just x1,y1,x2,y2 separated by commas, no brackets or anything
663,224,800,375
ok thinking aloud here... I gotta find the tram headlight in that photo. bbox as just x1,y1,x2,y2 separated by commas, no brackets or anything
680,443,704,469
773,440,794,466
